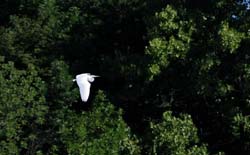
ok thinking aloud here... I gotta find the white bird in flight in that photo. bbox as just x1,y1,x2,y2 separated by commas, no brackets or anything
73,73,100,102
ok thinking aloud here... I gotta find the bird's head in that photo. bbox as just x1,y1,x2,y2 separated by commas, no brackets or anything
87,75,100,83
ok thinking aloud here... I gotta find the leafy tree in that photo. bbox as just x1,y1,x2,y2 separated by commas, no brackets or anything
145,5,194,80
143,1,250,154
59,90,141,155
0,0,250,154
0,0,80,70
0,57,48,154
149,111,208,155
231,113,250,153
47,60,78,106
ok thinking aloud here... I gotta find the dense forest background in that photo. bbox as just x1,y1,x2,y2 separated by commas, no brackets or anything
0,0,250,154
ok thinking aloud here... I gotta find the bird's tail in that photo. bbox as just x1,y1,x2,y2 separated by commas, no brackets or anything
72,79,76,82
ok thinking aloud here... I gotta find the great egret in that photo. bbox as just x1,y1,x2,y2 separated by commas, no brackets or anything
73,73,100,102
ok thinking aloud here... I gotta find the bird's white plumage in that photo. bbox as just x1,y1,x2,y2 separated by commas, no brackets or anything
73,73,99,102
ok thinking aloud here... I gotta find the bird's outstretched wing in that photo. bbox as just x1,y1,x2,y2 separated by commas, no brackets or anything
78,81,91,102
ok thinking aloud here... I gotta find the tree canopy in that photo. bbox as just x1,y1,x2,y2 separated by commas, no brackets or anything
0,0,250,154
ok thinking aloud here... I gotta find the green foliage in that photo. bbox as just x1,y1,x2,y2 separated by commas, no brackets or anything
218,21,245,53
231,113,250,151
48,60,78,105
59,90,141,155
145,5,194,80
0,59,48,154
41,60,79,154
150,111,208,155
0,0,80,68
0,0,250,154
